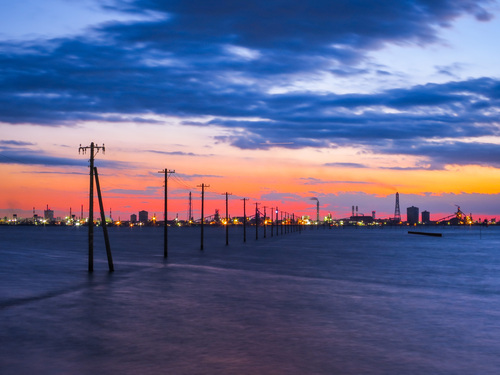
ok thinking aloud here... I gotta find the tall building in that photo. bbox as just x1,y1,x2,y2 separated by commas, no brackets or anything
407,206,419,225
422,210,430,224
139,210,148,223
130,214,137,223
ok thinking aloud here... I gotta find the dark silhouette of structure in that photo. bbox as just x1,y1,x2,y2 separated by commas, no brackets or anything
407,206,419,225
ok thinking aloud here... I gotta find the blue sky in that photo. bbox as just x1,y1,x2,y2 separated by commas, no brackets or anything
1,0,500,220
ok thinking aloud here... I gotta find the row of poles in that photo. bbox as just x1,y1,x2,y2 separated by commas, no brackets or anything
80,143,312,273
158,170,305,255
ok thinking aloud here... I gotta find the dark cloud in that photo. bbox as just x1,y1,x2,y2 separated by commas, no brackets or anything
0,140,36,146
0,147,85,167
0,146,129,169
0,0,497,169
379,141,500,169
21,171,87,175
113,0,492,52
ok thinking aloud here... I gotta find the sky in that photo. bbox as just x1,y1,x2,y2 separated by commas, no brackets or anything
2,0,500,222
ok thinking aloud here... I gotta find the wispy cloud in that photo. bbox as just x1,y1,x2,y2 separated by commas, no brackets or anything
299,177,371,185
146,149,214,157
106,187,160,196
324,162,368,168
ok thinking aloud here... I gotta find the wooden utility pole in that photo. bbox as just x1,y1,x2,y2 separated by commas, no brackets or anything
158,169,175,258
263,206,267,238
221,192,232,246
275,207,279,236
198,183,209,250
255,202,260,240
242,198,248,243
94,167,113,272
79,142,105,272
270,207,274,237
188,191,192,223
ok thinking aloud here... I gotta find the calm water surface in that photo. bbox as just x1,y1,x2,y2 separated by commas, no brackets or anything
1,225,500,374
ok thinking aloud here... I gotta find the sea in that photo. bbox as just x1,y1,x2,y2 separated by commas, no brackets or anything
1,224,500,375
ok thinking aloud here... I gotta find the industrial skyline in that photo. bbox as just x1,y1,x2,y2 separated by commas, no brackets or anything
2,1,500,219
2,190,487,228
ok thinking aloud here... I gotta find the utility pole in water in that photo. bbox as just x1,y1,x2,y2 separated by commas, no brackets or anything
94,167,113,272
270,207,274,237
79,142,105,273
188,191,192,223
198,183,209,250
241,198,248,243
275,207,279,236
158,169,175,258
255,202,260,240
221,192,232,245
263,206,267,238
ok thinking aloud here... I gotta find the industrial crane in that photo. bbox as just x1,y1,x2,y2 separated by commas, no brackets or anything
436,205,473,225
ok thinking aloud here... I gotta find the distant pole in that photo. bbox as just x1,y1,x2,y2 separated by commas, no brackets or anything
281,211,283,235
271,207,274,237
79,142,105,273
255,202,260,240
275,207,279,236
317,200,320,229
263,206,267,238
222,192,232,245
242,198,248,242
158,169,175,257
94,167,113,272
188,191,192,223
198,183,209,250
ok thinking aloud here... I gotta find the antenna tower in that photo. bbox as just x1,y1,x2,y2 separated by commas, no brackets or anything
188,191,192,222
394,192,401,221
